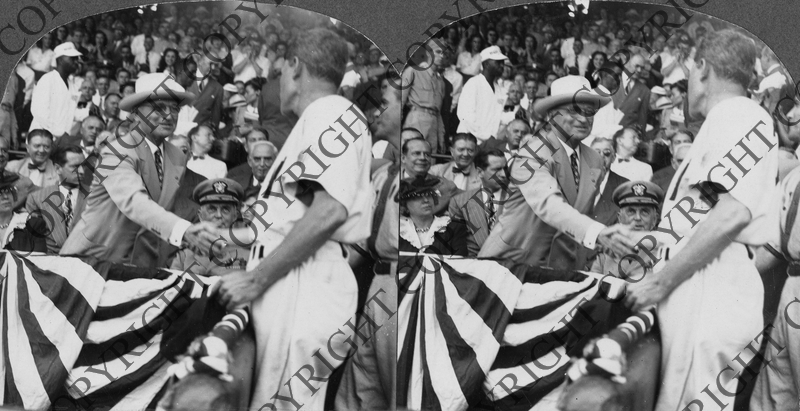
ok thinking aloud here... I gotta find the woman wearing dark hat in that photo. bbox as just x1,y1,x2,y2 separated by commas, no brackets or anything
398,175,468,256
0,173,46,252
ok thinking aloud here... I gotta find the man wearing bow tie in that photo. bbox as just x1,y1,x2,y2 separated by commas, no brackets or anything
7,129,59,188
429,132,482,191
610,127,652,181
186,124,227,180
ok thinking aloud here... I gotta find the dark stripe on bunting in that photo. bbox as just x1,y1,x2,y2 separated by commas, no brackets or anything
396,277,421,409
21,257,93,333
483,362,572,411
433,266,486,407
88,259,172,282
520,265,589,285
398,255,424,300
2,276,22,406
92,289,165,322
78,352,167,410
73,280,194,368
419,279,442,411
509,279,596,323
445,263,512,343
14,257,68,405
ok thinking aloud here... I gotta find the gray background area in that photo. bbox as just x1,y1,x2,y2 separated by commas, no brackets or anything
0,0,796,94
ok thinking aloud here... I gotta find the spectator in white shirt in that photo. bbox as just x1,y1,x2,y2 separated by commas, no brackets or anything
457,46,508,143
134,36,161,75
564,39,590,77
187,124,227,180
610,127,652,181
232,34,270,84
26,32,55,80
30,42,83,140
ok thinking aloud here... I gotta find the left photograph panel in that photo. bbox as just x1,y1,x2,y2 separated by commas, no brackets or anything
0,2,398,410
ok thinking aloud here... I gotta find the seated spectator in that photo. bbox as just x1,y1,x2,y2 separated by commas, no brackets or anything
0,138,34,211
134,35,161,74
398,174,467,256
227,141,276,191
401,137,457,215
100,92,123,132
233,79,261,132
591,180,663,279
651,142,691,194
610,127,652,181
59,115,105,157
498,83,527,137
591,136,629,227
7,129,58,188
187,124,227,180
0,173,46,252
448,149,508,256
25,145,86,254
429,132,481,191
171,178,250,276
70,79,101,136
480,118,528,159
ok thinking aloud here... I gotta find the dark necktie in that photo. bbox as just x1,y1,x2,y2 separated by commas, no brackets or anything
154,148,164,185
452,166,470,176
618,158,630,163
570,152,580,187
192,154,205,160
27,162,45,172
63,188,73,234
485,190,497,231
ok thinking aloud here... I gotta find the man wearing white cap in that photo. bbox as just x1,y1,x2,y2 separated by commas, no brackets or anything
457,45,508,143
60,73,224,268
29,42,83,139
479,75,639,271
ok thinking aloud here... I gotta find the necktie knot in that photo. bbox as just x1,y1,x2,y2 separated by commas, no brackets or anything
452,166,470,176
27,162,45,172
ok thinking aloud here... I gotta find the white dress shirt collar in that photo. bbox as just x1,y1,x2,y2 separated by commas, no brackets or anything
555,135,579,159
142,137,163,156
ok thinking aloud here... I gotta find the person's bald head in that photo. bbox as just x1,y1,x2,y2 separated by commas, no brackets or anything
506,119,529,149
625,54,646,80
672,143,691,169
248,141,277,182
81,115,106,146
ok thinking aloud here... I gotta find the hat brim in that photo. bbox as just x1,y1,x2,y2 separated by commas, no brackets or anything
532,92,612,120
618,198,660,207
55,50,82,59
119,89,196,111
197,194,241,204
481,55,508,63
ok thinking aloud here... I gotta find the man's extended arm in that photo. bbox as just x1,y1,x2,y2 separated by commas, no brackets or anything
624,193,752,311
215,183,348,309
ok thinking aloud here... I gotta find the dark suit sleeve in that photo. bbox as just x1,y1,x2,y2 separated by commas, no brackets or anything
637,89,651,132
440,222,469,257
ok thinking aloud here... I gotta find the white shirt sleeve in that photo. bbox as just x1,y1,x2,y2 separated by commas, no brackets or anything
169,219,192,247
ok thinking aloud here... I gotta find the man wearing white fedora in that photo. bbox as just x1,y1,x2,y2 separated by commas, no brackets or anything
479,75,639,271
60,72,224,267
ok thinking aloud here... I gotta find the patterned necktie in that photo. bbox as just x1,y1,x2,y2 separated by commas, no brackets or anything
485,190,497,231
570,152,580,187
64,189,73,235
154,148,164,185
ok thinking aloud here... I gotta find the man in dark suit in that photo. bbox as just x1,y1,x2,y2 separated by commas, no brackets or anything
26,145,87,254
589,137,628,226
479,76,638,270
651,142,690,193
258,76,297,150
187,54,224,131
600,58,651,132
449,149,507,257
226,141,277,192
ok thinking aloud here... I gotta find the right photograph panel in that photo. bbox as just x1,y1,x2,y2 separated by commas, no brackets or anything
397,2,795,410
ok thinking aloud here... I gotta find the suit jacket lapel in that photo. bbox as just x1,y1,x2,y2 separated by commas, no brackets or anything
551,136,578,205
577,149,601,211
465,194,489,246
159,144,184,207
136,140,162,202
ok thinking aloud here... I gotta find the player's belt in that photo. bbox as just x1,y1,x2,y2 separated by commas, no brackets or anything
410,105,439,115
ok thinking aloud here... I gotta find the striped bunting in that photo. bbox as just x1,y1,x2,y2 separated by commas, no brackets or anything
0,251,220,411
397,253,627,411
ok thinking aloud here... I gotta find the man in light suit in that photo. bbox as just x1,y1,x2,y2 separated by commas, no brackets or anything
7,128,59,188
449,148,507,257
478,76,637,270
429,132,482,191
26,145,87,254
60,73,223,266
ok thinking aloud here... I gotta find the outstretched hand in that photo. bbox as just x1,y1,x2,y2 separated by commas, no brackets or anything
597,224,638,258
